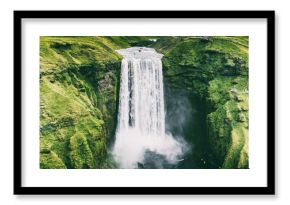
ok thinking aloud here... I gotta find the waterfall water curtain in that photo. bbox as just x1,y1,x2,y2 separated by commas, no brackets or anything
113,47,183,168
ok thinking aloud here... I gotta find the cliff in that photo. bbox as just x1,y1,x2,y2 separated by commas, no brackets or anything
40,36,248,169
156,36,249,168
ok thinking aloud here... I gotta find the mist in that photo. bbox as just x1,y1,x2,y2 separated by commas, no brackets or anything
112,47,189,168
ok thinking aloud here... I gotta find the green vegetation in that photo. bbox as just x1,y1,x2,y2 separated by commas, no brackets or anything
40,36,248,169
155,36,249,168
40,36,157,169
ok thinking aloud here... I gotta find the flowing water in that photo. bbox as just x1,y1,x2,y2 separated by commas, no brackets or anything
112,47,184,168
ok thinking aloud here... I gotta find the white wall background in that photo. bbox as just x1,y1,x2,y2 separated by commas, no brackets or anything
0,0,287,204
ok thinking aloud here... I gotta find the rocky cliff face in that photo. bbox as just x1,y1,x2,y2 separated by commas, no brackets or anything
40,36,248,169
40,37,124,168
155,36,249,168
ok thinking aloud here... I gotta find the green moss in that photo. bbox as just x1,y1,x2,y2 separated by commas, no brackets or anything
69,133,94,168
40,151,67,169
161,36,249,168
40,36,125,169
223,126,248,168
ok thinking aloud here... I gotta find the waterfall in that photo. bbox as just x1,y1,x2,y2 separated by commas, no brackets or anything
112,47,183,168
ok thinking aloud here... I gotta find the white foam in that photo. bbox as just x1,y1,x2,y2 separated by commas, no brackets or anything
112,47,183,168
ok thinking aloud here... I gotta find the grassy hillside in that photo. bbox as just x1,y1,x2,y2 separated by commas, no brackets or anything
41,36,123,168
154,36,249,168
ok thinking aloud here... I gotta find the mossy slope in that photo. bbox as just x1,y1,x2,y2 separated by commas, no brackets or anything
40,36,133,168
155,36,249,168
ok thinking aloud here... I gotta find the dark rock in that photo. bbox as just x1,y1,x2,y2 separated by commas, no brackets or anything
40,147,51,154
234,95,243,102
49,79,55,83
40,123,58,135
224,118,231,125
238,113,246,122
137,162,144,168
79,87,86,92
57,135,65,142
60,117,74,127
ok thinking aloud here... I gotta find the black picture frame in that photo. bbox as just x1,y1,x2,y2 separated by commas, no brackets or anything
14,10,275,195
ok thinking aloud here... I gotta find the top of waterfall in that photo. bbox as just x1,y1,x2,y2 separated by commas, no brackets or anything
116,47,163,60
